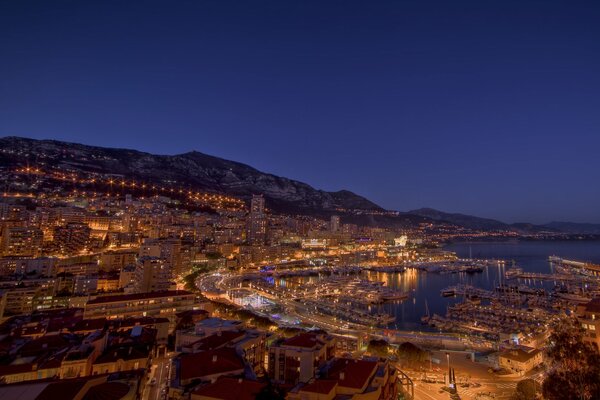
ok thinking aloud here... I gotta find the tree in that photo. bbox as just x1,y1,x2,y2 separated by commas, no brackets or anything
367,339,391,358
183,270,201,291
511,379,541,400
542,318,600,400
397,342,427,368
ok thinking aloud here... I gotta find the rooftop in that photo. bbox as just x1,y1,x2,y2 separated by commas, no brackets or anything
583,297,600,314
300,380,338,395
282,333,325,349
72,318,107,332
191,377,266,400
189,330,246,351
325,358,378,390
196,318,242,329
94,344,151,364
500,348,542,363
179,348,244,382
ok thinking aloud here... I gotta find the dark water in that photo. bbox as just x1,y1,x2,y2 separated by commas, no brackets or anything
373,240,600,331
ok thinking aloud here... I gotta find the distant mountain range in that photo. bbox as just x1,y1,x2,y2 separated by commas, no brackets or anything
410,208,600,235
0,136,597,235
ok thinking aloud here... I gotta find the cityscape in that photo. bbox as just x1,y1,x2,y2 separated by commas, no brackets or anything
1,2,600,400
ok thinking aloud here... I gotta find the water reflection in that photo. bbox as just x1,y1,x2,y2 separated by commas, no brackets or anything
272,240,600,330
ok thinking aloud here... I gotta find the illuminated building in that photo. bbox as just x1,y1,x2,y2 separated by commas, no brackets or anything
53,222,91,255
83,290,196,329
577,297,600,350
330,215,340,233
99,249,137,272
133,256,174,293
268,332,336,385
287,357,399,400
1,227,43,257
498,348,543,375
247,194,267,245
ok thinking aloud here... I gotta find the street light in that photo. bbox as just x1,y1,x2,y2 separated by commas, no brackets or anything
446,352,451,387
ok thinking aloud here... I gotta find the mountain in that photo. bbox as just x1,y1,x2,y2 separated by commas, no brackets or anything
0,136,382,215
542,222,600,235
410,208,600,235
409,208,509,231
1,136,596,234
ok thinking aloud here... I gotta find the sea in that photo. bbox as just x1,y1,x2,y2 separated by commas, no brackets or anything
371,240,600,331
272,240,600,331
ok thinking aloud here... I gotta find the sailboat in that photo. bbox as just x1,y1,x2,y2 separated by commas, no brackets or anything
421,300,431,324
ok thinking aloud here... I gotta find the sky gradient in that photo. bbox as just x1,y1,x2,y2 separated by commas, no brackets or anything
1,0,599,223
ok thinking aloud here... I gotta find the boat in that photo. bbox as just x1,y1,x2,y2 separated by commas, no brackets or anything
464,265,484,274
421,300,431,324
381,291,408,301
505,267,523,279
441,287,456,297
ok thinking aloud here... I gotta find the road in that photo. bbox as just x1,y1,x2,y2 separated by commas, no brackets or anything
413,379,517,400
142,355,172,400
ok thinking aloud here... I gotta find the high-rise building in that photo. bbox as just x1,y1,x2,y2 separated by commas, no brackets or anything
247,195,267,245
53,223,91,255
134,256,174,293
268,332,336,385
330,215,340,233
139,238,184,277
1,227,43,257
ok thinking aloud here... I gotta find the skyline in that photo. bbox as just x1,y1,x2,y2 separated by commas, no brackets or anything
2,1,600,223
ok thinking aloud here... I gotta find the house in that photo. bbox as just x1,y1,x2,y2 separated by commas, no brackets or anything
287,357,398,400
177,347,245,386
91,344,151,375
268,332,336,385
498,347,543,375
576,297,600,350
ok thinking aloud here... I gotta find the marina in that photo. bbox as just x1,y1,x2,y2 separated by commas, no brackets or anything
204,241,600,334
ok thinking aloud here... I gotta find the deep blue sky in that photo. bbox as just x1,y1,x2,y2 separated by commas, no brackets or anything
1,1,599,223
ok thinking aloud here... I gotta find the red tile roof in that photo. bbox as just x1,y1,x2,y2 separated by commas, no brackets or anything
500,348,542,363
180,348,244,382
0,362,35,378
72,318,107,332
190,331,245,351
327,358,378,390
36,380,88,400
282,333,323,349
300,379,338,395
82,382,131,400
94,344,151,364
191,377,266,400
18,334,71,357
584,297,600,313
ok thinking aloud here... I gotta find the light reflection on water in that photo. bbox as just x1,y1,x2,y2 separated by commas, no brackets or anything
273,240,600,330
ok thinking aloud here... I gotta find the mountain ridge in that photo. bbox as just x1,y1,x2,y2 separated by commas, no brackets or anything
410,207,600,234
1,136,597,234
0,136,382,215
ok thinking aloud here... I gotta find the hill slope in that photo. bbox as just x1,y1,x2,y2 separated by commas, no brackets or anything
0,136,382,215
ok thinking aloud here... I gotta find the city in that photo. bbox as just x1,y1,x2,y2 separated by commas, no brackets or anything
0,156,599,399
2,1,600,400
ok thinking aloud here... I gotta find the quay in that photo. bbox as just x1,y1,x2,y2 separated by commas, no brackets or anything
549,256,600,276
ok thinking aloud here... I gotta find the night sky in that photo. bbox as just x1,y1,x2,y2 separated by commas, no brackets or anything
1,1,599,223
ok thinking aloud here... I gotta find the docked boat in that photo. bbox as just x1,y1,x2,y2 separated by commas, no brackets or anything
505,267,523,279
381,291,408,301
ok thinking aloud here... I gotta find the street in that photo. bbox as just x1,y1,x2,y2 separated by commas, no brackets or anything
142,355,172,400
